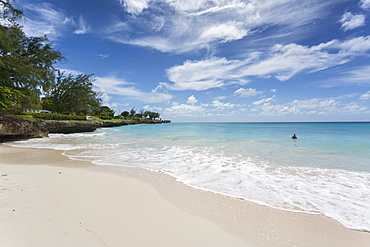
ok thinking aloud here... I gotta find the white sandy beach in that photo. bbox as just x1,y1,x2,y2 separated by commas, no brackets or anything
1,144,369,247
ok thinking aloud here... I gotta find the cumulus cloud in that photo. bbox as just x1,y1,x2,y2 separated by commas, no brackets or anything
110,0,340,53
119,0,151,15
360,91,370,100
163,97,242,118
143,105,163,112
252,97,368,116
211,100,237,110
94,76,173,103
234,88,262,98
164,102,206,117
187,95,198,104
252,96,275,105
339,12,365,31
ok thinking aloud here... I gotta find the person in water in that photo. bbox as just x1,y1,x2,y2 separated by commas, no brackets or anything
292,134,297,139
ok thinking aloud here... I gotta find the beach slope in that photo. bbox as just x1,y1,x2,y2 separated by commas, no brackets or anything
0,145,369,247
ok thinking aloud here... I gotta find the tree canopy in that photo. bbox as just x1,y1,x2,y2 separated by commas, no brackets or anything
0,0,101,113
42,72,102,115
0,1,167,121
0,1,63,111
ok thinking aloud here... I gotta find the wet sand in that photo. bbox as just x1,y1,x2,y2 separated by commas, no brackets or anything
1,145,369,247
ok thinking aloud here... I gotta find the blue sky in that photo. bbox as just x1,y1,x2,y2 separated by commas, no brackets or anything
14,0,370,122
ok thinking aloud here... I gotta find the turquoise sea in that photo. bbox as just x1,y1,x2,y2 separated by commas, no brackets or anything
6,122,370,231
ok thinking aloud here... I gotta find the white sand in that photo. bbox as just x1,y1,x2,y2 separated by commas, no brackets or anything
1,145,369,247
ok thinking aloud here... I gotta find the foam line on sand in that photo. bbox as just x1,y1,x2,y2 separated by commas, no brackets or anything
1,145,369,247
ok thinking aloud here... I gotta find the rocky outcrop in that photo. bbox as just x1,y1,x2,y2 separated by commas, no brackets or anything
0,116,170,140
40,120,98,133
0,116,48,140
42,120,140,133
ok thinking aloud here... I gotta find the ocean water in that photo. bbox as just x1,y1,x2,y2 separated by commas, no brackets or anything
5,122,370,232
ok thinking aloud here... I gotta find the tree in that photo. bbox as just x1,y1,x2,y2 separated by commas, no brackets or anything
143,110,150,119
120,111,129,118
97,106,115,119
42,72,101,115
148,111,160,120
0,0,22,22
0,85,24,112
0,0,63,110
129,107,136,117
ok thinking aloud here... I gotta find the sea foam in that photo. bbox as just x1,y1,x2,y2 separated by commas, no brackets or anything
5,123,370,232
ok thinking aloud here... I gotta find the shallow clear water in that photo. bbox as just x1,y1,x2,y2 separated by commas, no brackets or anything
5,122,370,231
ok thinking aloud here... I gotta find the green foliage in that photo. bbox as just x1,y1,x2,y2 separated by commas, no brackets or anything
118,108,162,121
0,85,24,111
129,107,136,117
94,106,115,120
98,115,112,120
0,1,63,110
16,114,34,119
42,71,102,115
0,25,63,109
32,113,86,121
120,111,129,117
148,111,160,120
0,0,23,21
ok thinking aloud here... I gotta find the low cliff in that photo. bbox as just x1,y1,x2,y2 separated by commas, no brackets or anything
0,116,165,140
0,115,171,141
43,119,140,133
0,116,49,140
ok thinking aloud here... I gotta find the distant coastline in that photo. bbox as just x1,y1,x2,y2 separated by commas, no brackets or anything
0,115,170,141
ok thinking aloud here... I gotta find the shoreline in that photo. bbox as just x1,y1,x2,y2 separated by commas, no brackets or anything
1,145,369,246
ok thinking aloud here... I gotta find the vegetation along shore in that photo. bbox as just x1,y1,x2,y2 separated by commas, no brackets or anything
0,1,169,140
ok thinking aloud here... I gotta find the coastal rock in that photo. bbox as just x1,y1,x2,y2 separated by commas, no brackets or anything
41,120,98,133
42,120,139,134
0,116,49,140
0,116,170,140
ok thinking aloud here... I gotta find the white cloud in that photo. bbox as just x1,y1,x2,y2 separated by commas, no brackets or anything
334,36,370,53
162,36,370,91
342,102,367,113
324,65,370,87
252,97,368,116
164,103,206,117
199,22,249,43
211,100,237,110
94,76,173,103
360,91,370,100
97,54,110,59
161,56,252,91
240,41,350,81
119,0,151,15
73,16,91,35
234,88,262,98
252,96,275,105
143,105,163,112
339,12,365,31
111,0,340,53
18,2,72,39
101,92,111,102
214,96,226,100
187,95,198,104
360,0,370,9
163,97,242,118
